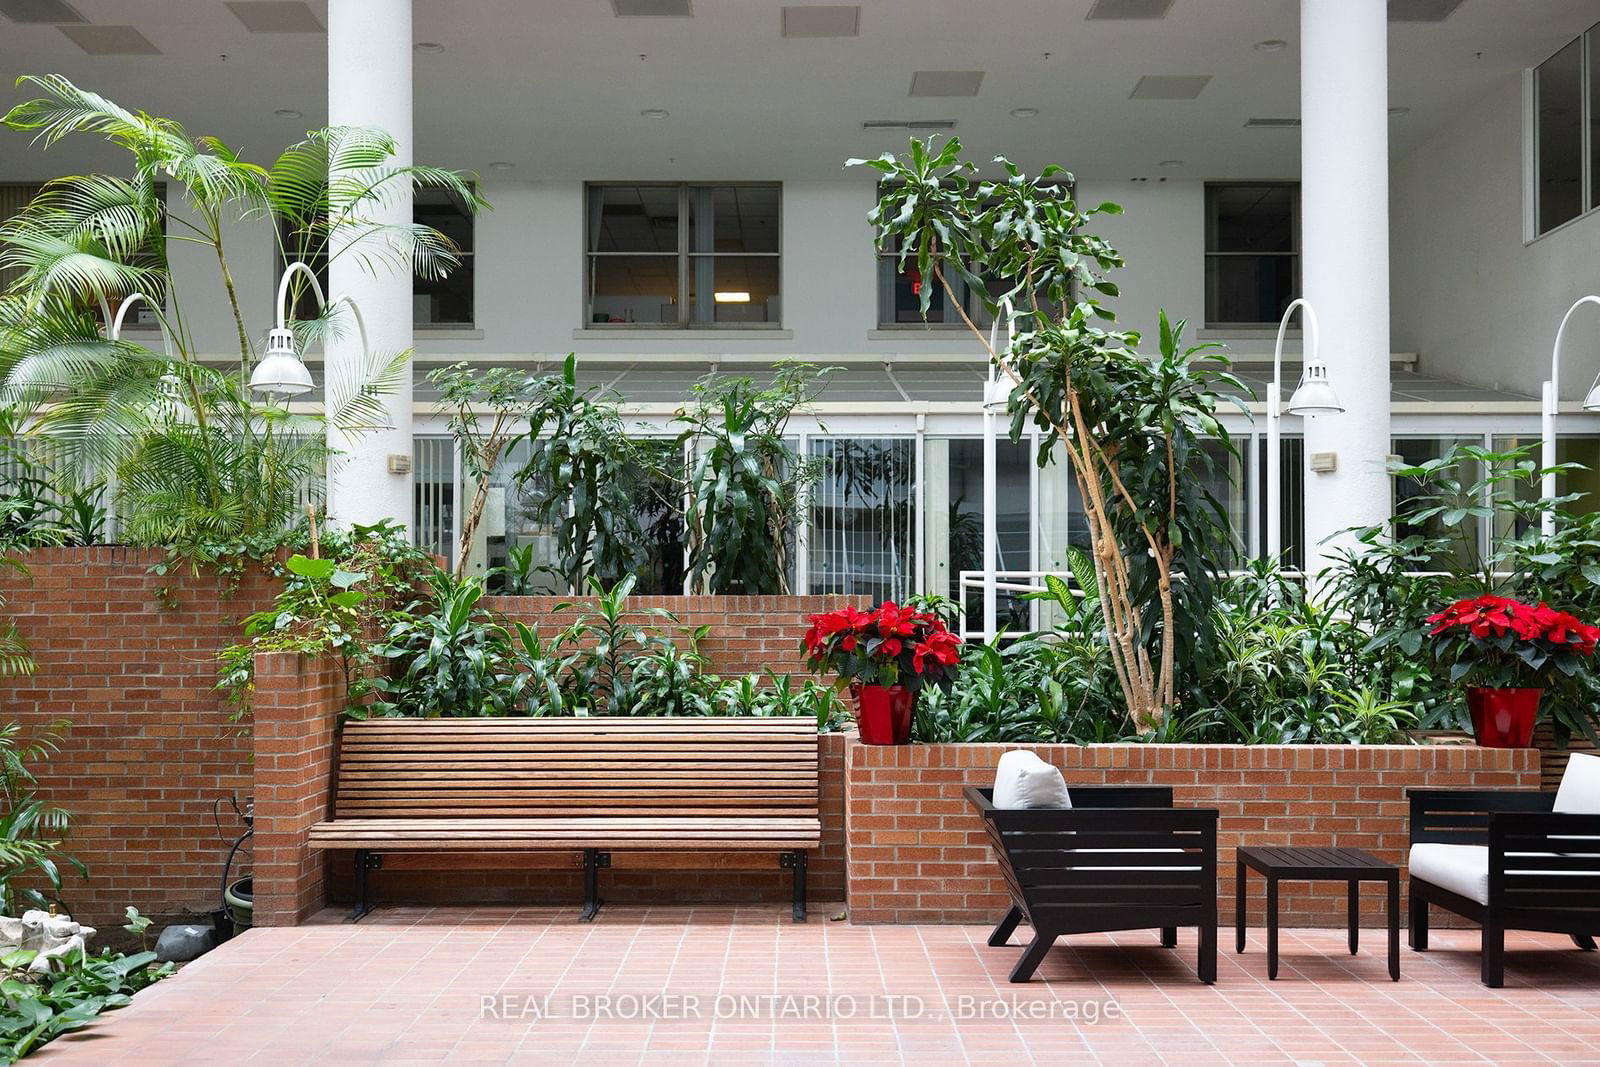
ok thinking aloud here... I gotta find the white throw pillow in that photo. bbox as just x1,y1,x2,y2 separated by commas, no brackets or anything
992,750,1072,809
1554,752,1600,814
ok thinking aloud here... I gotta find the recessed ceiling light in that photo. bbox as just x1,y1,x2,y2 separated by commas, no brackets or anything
1389,106,1411,116
1009,107,1039,118
414,42,444,54
640,108,670,119
489,161,515,170
274,108,303,119
1158,159,1183,168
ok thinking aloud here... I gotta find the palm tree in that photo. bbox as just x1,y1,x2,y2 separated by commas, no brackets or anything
0,75,486,558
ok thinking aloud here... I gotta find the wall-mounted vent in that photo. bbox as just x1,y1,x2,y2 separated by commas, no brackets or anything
611,0,692,16
862,119,957,130
782,5,859,37
1244,117,1302,128
0,0,84,23
226,2,325,33
909,70,985,97
1129,75,1212,100
1388,0,1464,22
1086,0,1174,19
59,25,160,54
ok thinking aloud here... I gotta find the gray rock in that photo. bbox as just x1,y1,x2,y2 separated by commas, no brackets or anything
154,923,217,963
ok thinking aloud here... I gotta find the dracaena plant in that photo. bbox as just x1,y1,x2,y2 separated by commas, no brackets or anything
0,75,484,563
850,137,1242,729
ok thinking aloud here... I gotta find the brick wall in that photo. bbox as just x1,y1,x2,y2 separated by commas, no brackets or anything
0,548,274,928
845,742,1542,927
320,731,849,910
252,652,342,926
486,595,863,680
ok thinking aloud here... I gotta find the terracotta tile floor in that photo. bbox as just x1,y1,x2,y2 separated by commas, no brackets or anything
34,905,1600,1065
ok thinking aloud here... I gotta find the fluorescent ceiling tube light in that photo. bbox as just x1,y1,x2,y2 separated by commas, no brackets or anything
713,291,751,303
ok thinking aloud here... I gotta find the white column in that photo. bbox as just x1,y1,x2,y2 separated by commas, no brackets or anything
326,0,414,528
1300,0,1391,573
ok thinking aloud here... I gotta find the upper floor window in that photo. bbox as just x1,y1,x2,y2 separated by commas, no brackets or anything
1532,25,1598,236
276,186,477,326
875,233,1000,328
1204,183,1299,328
585,183,781,327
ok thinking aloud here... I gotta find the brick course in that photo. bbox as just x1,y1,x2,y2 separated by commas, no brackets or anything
844,742,1542,927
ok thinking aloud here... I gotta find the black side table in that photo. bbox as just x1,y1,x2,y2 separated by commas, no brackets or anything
1235,845,1400,981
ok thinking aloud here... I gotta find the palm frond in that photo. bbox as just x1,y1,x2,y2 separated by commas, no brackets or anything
324,346,410,433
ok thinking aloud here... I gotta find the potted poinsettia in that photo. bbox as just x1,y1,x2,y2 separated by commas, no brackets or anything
1425,595,1600,747
801,602,962,745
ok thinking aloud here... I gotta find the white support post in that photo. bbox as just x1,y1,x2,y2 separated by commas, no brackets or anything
326,0,414,529
1300,0,1392,575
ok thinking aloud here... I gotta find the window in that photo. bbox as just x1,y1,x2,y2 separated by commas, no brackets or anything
414,188,475,325
875,234,999,328
276,186,477,326
1204,183,1299,328
585,183,781,327
807,438,915,602
0,184,43,294
2,182,167,318
1535,35,1587,234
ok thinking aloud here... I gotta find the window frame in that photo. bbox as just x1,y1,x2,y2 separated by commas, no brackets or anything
1203,181,1302,330
1528,23,1598,240
583,181,784,330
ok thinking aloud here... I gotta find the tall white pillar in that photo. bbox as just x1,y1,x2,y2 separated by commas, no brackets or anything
1300,0,1392,573
326,0,414,528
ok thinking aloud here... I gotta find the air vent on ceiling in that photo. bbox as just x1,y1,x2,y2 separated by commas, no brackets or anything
1388,0,1464,22
909,70,984,97
59,25,160,55
0,0,82,21
226,2,324,33
781,5,859,38
610,0,692,15
1244,117,1302,128
862,120,957,130
1086,0,1174,19
1129,75,1212,100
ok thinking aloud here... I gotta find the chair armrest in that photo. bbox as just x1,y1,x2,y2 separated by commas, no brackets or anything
1408,788,1555,846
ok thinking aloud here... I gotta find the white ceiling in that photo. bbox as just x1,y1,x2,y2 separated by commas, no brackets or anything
1,0,1599,182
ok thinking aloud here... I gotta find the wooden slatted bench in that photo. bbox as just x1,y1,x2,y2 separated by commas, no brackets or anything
308,717,822,922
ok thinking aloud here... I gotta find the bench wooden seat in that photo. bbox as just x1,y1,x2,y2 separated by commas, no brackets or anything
309,717,822,922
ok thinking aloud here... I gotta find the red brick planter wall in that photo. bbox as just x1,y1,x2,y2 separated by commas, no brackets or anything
0,548,275,928
844,743,1541,927
252,652,343,926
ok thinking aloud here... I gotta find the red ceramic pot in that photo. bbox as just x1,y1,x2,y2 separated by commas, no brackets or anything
1466,686,1541,748
852,683,914,746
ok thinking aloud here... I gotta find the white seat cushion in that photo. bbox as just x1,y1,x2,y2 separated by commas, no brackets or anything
992,750,1071,809
1410,843,1584,905
1410,843,1490,904
1555,752,1600,814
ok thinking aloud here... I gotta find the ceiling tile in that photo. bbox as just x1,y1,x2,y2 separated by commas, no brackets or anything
59,25,161,55
226,2,325,33
1129,75,1211,100
781,5,859,38
909,70,984,98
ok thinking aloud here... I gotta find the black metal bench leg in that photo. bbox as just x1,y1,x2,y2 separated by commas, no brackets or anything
1160,927,1178,948
1482,921,1504,988
988,905,1023,947
350,850,377,922
783,850,808,923
1348,880,1360,955
1573,934,1597,951
1387,876,1400,981
1266,875,1279,980
1408,882,1428,951
1235,858,1247,953
580,849,606,922
1008,931,1056,983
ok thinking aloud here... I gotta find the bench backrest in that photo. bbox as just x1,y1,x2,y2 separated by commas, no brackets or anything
332,717,820,820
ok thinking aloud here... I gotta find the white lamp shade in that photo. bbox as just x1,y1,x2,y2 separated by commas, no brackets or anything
1286,359,1344,416
1585,377,1600,413
250,328,315,397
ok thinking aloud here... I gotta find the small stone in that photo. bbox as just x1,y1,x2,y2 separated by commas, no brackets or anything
154,924,217,963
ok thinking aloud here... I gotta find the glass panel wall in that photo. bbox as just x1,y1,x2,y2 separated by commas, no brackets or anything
807,438,915,602
922,437,1031,634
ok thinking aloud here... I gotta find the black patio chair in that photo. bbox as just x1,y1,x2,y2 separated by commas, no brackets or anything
965,784,1219,983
